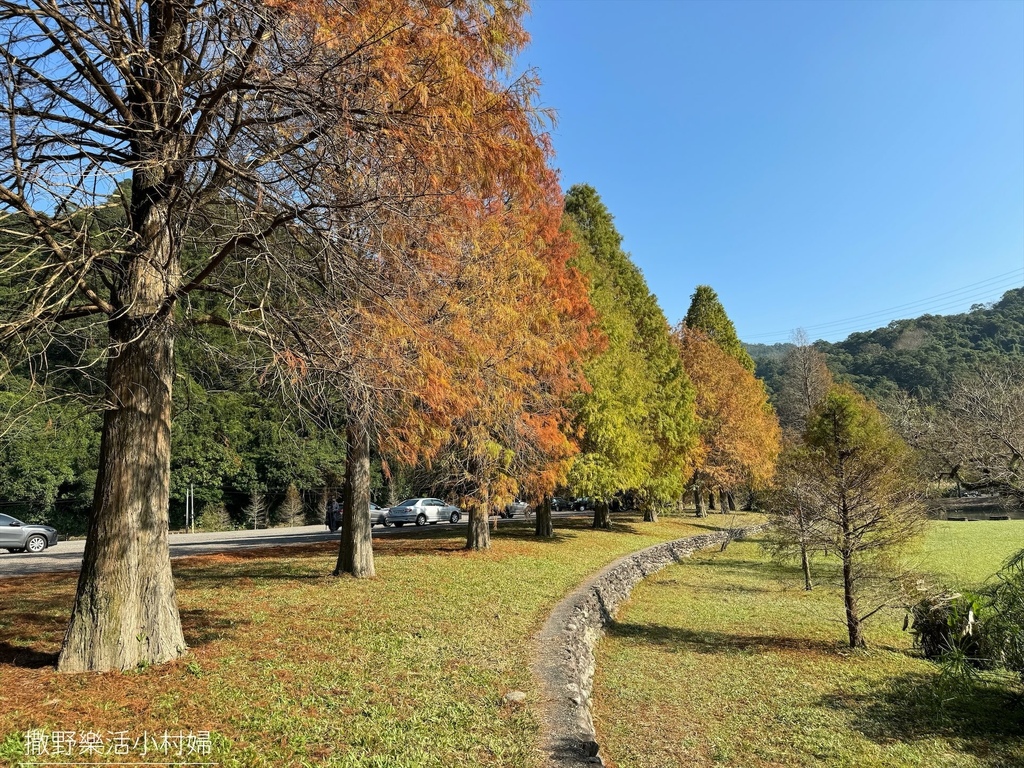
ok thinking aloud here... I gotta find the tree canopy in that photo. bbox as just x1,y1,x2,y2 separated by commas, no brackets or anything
563,184,697,526
683,285,755,372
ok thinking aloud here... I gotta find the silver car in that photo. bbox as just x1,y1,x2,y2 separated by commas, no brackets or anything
502,499,531,518
0,513,59,553
369,502,392,527
388,498,461,526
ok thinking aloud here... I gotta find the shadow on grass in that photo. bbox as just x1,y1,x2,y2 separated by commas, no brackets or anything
179,607,252,648
0,641,57,668
607,620,840,655
818,670,1024,759
688,553,827,585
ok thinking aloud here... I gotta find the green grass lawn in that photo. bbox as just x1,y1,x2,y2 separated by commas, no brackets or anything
0,513,762,767
593,521,1024,768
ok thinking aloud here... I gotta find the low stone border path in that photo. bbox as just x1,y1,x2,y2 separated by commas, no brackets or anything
532,523,767,767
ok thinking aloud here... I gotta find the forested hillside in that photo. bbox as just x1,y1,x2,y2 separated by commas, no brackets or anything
752,288,1024,401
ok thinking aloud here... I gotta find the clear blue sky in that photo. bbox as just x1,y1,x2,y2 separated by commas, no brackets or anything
520,0,1024,343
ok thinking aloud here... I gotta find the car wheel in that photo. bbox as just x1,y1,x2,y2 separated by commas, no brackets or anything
26,535,47,554
383,517,394,528
449,512,461,524
415,513,427,526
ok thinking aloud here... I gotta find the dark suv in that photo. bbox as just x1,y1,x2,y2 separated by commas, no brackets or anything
0,513,59,554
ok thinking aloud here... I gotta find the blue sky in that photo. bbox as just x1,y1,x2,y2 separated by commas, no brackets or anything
520,0,1024,343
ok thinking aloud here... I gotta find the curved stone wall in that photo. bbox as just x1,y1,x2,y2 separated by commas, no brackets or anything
533,524,767,767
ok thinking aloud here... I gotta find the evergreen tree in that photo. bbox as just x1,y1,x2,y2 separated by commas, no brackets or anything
564,185,697,526
683,285,755,372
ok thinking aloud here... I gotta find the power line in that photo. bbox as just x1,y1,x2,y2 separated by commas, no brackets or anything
745,269,1023,343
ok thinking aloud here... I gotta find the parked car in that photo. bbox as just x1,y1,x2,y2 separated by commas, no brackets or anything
502,499,530,518
327,502,392,531
369,502,392,527
0,513,59,554
571,497,591,511
551,497,570,511
388,498,461,526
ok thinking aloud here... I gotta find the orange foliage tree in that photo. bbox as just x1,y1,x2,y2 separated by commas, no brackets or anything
674,327,781,517
393,173,594,550
0,0,574,669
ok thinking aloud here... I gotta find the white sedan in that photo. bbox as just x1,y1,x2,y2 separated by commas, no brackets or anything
387,498,462,526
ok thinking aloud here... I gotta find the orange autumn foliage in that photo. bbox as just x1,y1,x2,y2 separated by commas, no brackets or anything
674,327,781,493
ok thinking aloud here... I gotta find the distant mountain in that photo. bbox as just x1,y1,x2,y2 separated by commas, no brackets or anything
748,287,1024,401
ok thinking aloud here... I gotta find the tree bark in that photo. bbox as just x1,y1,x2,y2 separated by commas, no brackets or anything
797,505,813,591
694,485,707,518
842,549,862,647
57,0,199,673
840,488,863,647
727,491,737,511
708,491,716,511
466,483,491,550
801,545,814,592
719,489,729,512
58,231,184,672
643,500,659,522
592,498,611,529
335,408,375,578
534,495,553,538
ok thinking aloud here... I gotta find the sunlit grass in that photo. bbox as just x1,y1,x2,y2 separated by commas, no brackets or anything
0,513,761,767
594,522,1024,768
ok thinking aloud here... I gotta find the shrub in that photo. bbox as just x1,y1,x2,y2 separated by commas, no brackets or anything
197,503,232,532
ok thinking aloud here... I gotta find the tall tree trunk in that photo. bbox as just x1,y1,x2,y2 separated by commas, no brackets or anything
801,545,813,592
797,505,813,591
592,498,611,529
719,489,729,512
708,491,716,511
642,499,658,522
742,489,754,511
466,483,490,550
842,548,862,648
727,491,737,511
694,484,707,518
840,490,862,647
535,495,553,538
383,459,398,506
58,216,184,672
335,408,375,578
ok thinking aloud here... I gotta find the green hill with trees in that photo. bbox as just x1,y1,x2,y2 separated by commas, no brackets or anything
750,287,1024,401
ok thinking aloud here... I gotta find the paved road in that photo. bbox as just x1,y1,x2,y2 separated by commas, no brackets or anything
0,511,589,578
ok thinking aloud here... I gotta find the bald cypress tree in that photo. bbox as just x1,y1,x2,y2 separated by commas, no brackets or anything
565,185,697,527
683,285,755,372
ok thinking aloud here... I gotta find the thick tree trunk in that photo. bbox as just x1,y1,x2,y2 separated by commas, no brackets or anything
58,252,184,672
727,491,737,511
592,499,611,529
535,496,553,538
642,499,659,522
335,408,375,578
708,491,716,511
694,485,707,518
466,484,491,550
719,489,729,512
742,489,754,512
